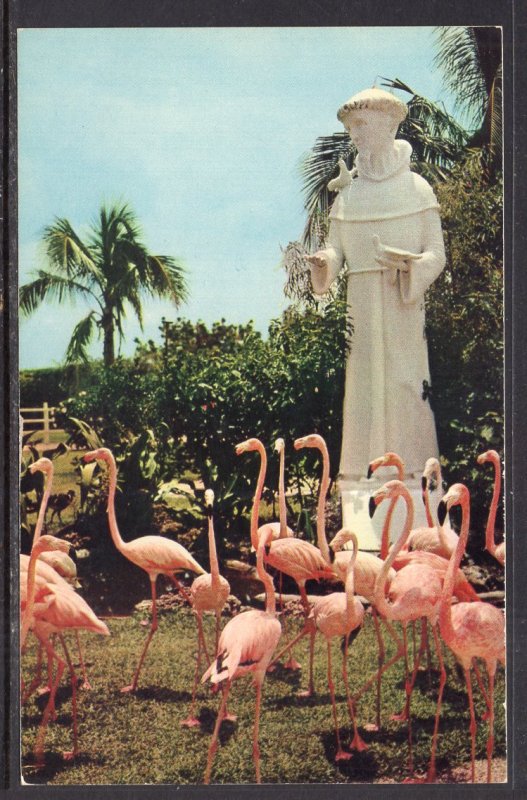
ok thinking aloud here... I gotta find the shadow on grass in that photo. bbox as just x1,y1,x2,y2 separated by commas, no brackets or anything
320,727,380,781
196,705,237,744
266,689,348,710
22,750,106,784
129,685,193,703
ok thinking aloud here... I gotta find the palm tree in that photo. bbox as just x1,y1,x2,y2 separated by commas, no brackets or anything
20,203,188,366
434,26,502,156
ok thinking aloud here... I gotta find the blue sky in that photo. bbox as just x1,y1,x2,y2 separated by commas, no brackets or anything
18,26,457,369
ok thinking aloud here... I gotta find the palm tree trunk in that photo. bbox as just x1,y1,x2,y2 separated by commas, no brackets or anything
102,311,115,367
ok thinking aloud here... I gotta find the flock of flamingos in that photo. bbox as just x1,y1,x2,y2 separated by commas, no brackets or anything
20,434,505,784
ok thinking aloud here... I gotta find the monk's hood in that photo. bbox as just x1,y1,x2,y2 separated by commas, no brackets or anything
329,140,440,223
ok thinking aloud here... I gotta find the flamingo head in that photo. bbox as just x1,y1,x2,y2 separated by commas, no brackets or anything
274,437,285,454
28,457,53,477
235,438,263,456
329,528,358,554
294,433,324,451
422,457,441,493
437,483,470,525
83,447,113,464
33,534,71,558
204,488,214,516
477,449,500,466
38,550,80,586
369,479,405,517
367,451,404,479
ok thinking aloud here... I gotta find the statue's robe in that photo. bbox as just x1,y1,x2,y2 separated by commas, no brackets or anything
311,140,446,480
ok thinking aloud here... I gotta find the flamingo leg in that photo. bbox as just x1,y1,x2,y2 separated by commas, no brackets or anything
464,668,477,783
215,611,221,654
58,633,79,760
486,668,495,783
122,577,159,693
298,625,316,697
75,630,92,690
426,624,447,782
196,613,211,666
472,658,492,718
181,618,203,728
391,623,412,722
22,640,44,704
343,636,367,752
204,680,231,784
353,619,405,705
33,641,65,767
252,678,265,782
326,641,351,761
367,607,386,732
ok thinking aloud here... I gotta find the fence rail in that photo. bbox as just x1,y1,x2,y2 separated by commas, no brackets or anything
20,402,56,444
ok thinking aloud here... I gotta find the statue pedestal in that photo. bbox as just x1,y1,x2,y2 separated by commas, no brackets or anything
339,475,436,552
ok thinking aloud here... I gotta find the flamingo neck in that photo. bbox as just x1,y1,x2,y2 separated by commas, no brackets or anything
485,457,501,557
375,486,414,619
106,456,126,552
257,542,276,615
440,492,470,646
207,515,220,585
344,541,358,625
315,442,331,565
423,482,434,528
32,469,53,546
380,498,395,560
249,443,267,550
278,448,287,537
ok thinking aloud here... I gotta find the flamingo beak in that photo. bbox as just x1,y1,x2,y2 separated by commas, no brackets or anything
368,496,377,518
421,476,427,492
437,500,447,526
367,465,373,479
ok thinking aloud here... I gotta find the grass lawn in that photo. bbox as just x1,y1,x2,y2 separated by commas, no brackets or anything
21,606,506,785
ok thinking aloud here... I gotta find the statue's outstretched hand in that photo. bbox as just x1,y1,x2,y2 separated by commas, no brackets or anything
372,235,423,272
306,253,328,269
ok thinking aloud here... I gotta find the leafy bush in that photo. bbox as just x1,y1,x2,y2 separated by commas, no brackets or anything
426,154,503,542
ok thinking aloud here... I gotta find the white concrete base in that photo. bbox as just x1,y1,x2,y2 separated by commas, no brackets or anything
338,475,440,552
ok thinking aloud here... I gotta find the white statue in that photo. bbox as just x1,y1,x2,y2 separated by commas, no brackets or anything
307,87,446,543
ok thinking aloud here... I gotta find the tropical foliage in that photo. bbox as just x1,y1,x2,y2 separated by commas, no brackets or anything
20,203,188,366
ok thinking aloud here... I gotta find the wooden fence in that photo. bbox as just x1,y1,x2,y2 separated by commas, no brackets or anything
20,403,56,444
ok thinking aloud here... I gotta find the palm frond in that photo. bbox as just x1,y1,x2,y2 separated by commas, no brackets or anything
42,219,99,282
19,271,96,316
65,311,97,364
145,255,189,305
299,132,354,248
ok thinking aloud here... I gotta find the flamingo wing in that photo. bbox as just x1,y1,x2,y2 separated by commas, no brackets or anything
124,535,205,575
202,610,281,684
266,538,335,582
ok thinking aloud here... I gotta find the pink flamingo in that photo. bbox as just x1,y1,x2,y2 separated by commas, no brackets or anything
22,457,92,695
201,527,281,784
403,458,459,558
181,489,231,728
237,437,335,696
21,535,110,765
477,449,504,566
435,484,505,783
83,447,205,692
257,438,295,543
311,530,367,760
367,451,406,559
370,480,445,778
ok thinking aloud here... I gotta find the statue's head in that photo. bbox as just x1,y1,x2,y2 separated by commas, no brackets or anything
337,87,407,155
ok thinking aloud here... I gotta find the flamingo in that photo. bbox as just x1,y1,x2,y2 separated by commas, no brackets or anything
21,535,110,765
403,458,459,558
83,447,205,692
435,484,505,783
370,480,445,778
367,451,405,559
311,530,367,760
236,437,335,696
181,489,231,728
201,527,281,784
477,449,504,566
22,457,92,694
